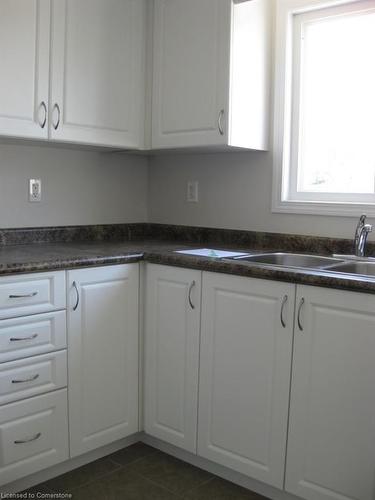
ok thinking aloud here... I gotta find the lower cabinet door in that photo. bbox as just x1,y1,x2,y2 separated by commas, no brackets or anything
67,264,139,457
198,272,295,488
144,264,201,453
285,285,375,500
0,389,69,487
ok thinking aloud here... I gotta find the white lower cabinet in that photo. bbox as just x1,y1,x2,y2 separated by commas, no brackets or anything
67,264,139,458
144,264,201,453
0,389,69,486
198,272,295,488
285,285,375,500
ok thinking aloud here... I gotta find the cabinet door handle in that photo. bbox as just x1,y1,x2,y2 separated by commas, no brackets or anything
9,292,38,299
12,374,39,384
14,432,41,445
188,281,196,310
297,298,305,331
72,281,80,311
280,295,288,328
53,103,61,130
39,101,47,129
10,333,38,342
218,109,225,136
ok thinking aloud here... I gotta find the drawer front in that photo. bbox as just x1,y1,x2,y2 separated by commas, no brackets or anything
0,271,66,319
0,311,66,363
0,350,67,405
0,389,69,487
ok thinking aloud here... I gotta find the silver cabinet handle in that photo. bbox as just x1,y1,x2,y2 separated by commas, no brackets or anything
39,101,47,129
297,298,305,331
53,103,61,130
73,281,80,311
12,374,39,384
218,109,225,136
10,333,38,342
280,295,288,328
9,292,38,299
188,281,196,310
14,432,41,445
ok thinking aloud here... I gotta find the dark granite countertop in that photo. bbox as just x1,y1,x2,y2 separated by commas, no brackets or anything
1,238,375,294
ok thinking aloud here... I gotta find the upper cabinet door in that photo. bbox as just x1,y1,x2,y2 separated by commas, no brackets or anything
152,0,231,149
198,272,295,488
0,0,50,140
50,0,146,148
286,286,375,500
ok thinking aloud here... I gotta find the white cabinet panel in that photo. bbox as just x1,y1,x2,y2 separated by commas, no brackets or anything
67,264,139,457
0,0,50,139
144,264,201,453
0,350,67,406
0,389,69,487
0,311,66,363
152,0,230,149
50,0,146,148
286,286,375,500
198,272,295,487
0,271,66,320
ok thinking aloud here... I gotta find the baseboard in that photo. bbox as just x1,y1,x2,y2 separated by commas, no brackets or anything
3,432,301,500
1,432,142,494
140,434,301,500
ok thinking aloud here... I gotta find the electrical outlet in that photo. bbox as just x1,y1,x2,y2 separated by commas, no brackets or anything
29,179,42,202
187,181,199,203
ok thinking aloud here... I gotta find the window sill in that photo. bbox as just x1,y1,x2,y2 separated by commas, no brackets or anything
272,199,375,217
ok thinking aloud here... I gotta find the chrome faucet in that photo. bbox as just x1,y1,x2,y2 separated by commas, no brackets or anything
354,214,372,257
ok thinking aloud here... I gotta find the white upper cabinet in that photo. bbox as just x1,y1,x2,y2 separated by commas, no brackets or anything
0,0,50,140
286,285,375,500
50,0,146,148
198,272,295,488
151,0,271,150
144,264,201,453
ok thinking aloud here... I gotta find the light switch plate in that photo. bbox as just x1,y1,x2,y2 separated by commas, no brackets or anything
29,179,42,202
187,181,199,203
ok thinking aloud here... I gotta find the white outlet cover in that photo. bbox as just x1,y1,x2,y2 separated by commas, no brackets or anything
187,181,199,203
29,179,42,202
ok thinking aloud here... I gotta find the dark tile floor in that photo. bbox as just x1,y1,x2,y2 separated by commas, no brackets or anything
22,442,269,499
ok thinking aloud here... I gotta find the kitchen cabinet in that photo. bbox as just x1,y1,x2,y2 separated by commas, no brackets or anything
50,0,146,148
285,285,375,500
198,272,295,488
0,0,50,140
144,264,201,453
151,0,271,150
0,0,146,148
67,264,139,458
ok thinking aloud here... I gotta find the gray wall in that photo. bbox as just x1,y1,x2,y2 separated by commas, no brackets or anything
0,144,148,228
148,152,369,239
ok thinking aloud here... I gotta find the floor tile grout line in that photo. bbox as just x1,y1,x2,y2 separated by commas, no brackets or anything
181,476,216,498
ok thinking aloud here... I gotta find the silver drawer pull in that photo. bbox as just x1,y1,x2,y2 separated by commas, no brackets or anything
297,298,305,332
12,374,39,384
14,432,41,445
280,295,288,328
218,109,225,135
10,333,38,342
9,292,38,299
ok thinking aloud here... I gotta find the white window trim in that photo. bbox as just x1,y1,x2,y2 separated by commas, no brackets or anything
272,0,375,217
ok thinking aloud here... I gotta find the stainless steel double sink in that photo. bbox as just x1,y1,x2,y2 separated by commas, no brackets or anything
229,252,375,277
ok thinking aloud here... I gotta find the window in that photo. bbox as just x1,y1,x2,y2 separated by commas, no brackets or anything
273,0,375,216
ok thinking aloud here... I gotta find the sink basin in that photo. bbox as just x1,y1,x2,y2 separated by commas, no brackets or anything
327,261,375,277
232,253,344,270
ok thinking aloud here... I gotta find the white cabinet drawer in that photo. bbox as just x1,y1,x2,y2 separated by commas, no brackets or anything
0,311,66,363
0,271,66,319
0,389,69,487
0,351,67,406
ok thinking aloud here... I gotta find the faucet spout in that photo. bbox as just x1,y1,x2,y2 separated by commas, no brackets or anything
354,214,373,257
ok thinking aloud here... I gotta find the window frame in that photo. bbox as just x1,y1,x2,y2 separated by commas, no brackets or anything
272,0,375,217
